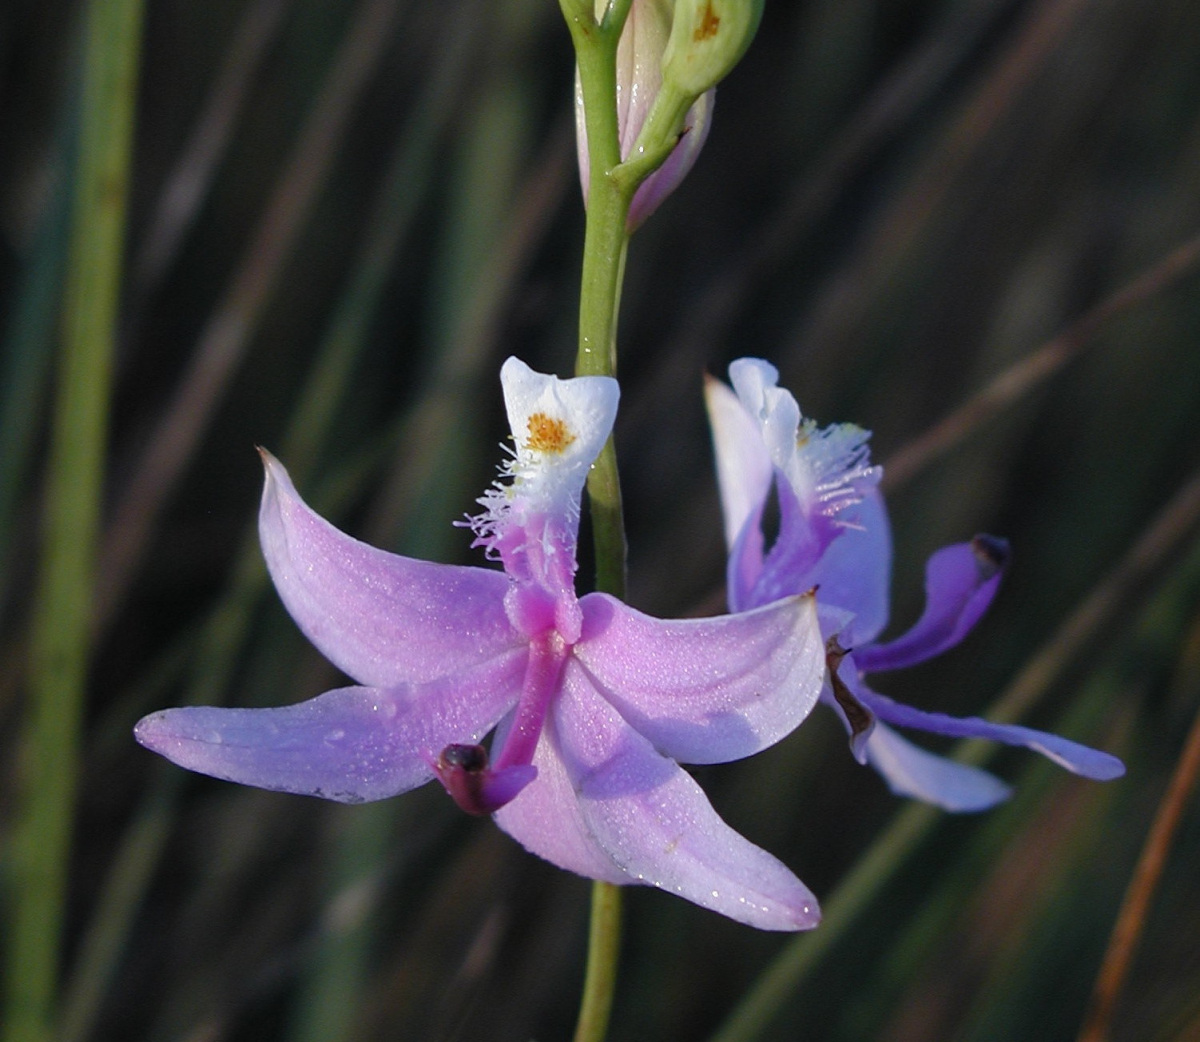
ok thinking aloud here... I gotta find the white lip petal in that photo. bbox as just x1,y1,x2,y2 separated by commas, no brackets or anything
495,357,619,514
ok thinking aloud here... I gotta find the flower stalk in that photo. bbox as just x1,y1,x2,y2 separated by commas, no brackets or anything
567,3,665,1038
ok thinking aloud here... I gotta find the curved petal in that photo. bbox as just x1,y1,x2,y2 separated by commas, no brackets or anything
864,721,1013,812
134,649,526,803
705,372,774,553
855,536,1007,673
497,665,819,930
259,451,518,686
573,591,825,764
859,690,1126,780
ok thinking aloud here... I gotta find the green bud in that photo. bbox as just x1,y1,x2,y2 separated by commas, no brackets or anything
661,0,764,96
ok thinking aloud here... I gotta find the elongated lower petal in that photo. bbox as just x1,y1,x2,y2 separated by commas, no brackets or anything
855,536,1008,673
259,451,518,687
497,665,820,931
859,689,1125,780
864,720,1012,812
574,591,824,764
492,707,630,884
134,649,526,802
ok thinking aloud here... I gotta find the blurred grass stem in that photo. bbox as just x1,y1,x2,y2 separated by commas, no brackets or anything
3,2,145,1040
1077,656,1200,1042
95,0,404,635
883,229,1200,492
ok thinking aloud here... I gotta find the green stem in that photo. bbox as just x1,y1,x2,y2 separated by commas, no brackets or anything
573,880,625,1042
3,2,145,1041
565,7,637,1042
563,2,688,1033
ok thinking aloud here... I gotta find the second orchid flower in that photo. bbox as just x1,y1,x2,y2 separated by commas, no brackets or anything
706,358,1124,811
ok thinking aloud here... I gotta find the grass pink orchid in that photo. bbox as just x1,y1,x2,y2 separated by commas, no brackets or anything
136,357,828,930
705,358,1125,812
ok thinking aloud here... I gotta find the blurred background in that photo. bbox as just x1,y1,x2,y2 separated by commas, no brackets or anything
2,0,1199,1039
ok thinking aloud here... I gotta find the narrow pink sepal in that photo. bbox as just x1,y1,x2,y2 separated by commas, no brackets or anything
134,649,526,803
258,450,518,687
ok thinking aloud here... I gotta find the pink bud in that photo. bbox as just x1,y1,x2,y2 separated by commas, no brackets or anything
576,0,714,230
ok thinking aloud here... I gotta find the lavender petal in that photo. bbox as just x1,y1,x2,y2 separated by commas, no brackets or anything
258,451,518,687
574,590,825,764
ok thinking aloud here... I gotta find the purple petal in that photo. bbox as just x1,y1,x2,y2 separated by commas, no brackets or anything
802,488,892,646
134,649,526,802
858,689,1126,781
738,477,827,610
259,451,518,686
573,591,825,764
496,664,820,930
855,536,1008,673
864,721,1013,812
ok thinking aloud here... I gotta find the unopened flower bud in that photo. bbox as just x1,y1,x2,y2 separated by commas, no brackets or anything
661,0,764,96
576,0,714,229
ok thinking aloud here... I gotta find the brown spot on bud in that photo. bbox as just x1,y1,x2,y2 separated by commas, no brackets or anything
694,2,721,41
525,412,575,454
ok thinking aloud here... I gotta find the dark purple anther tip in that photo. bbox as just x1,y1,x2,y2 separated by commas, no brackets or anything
434,744,536,816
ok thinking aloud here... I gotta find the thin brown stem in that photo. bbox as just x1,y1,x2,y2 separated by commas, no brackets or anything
883,230,1200,492
1076,659,1200,1042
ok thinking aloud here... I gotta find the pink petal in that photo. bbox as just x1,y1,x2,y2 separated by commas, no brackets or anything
258,451,518,686
492,705,630,884
573,591,825,764
134,649,526,802
559,666,821,930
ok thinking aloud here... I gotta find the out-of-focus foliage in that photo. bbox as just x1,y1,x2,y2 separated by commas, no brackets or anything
2,0,1199,1039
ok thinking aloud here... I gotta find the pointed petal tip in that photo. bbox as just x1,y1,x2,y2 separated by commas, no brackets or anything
1062,747,1126,782
132,709,168,751
256,445,287,481
779,895,822,932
